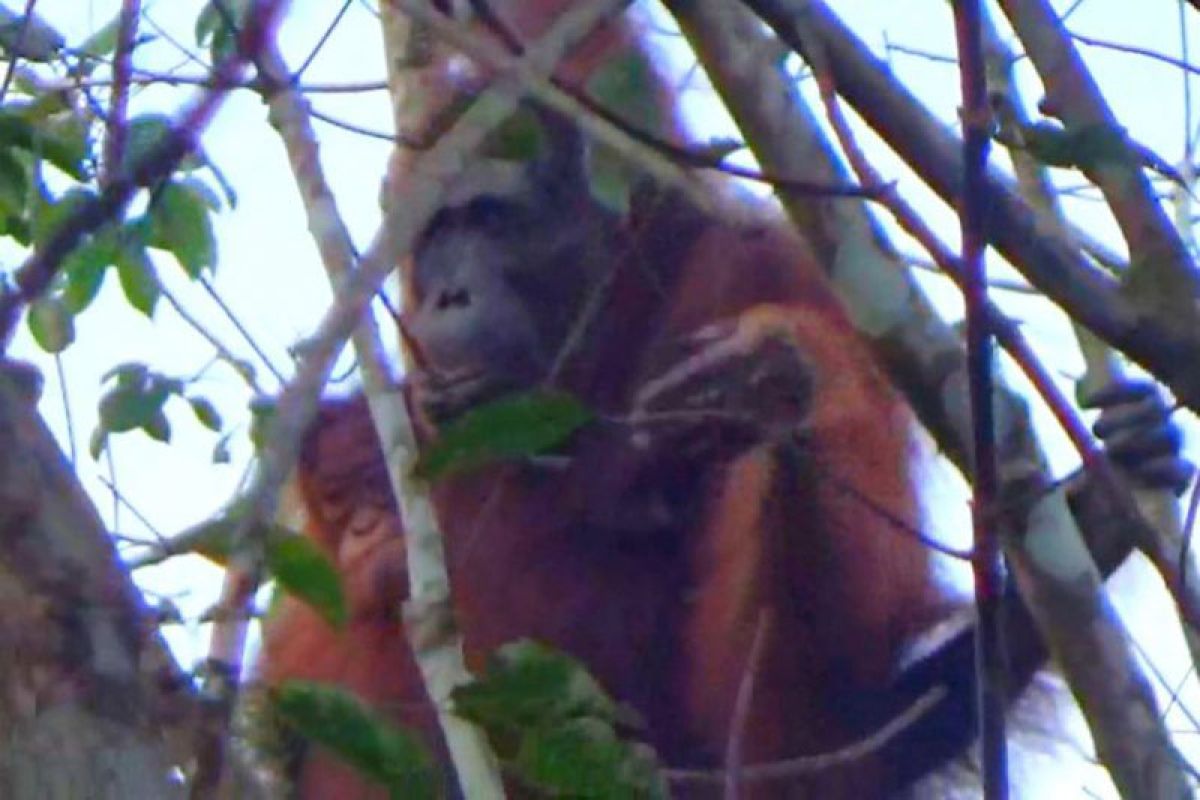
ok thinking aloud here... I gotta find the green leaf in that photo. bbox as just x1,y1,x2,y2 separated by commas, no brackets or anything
76,12,122,62
35,111,91,179
585,144,634,215
188,396,223,432
97,369,174,433
88,427,107,459
0,8,64,62
453,642,665,797
266,533,347,629
103,361,150,387
115,245,160,315
143,409,172,443
586,53,662,136
195,0,252,62
515,718,666,799
0,109,36,150
212,431,233,464
27,294,74,352
272,681,438,799
122,114,170,170
453,641,626,737
0,148,29,217
248,396,278,451
582,53,663,214
415,390,592,481
181,175,223,211
62,234,117,313
120,114,200,179
147,179,217,276
0,106,88,180
480,107,546,162
0,215,29,244
31,187,95,248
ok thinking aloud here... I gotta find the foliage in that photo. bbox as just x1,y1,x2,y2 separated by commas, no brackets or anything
273,681,439,799
454,641,668,799
89,362,223,457
582,51,663,212
415,389,593,480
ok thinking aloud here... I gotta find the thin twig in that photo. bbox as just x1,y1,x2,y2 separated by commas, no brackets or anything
951,2,1008,797
293,0,353,79
159,278,265,394
1072,30,1200,78
52,352,75,466
197,275,286,388
665,687,946,786
723,612,771,799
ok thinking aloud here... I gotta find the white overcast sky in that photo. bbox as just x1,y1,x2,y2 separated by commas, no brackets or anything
4,1,1200,796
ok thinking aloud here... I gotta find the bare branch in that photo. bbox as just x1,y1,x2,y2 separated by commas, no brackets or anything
743,0,1200,414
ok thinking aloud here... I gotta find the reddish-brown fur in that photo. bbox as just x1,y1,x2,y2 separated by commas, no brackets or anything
261,4,942,797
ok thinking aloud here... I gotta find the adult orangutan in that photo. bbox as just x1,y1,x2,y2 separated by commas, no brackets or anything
259,3,1192,797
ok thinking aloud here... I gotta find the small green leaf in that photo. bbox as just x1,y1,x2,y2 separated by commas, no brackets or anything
0,110,36,150
0,148,29,217
272,681,438,799
266,534,347,629
120,114,200,179
0,8,64,61
181,175,223,211
416,390,592,481
76,12,122,62
115,245,160,315
142,408,172,443
212,431,233,464
62,235,116,313
585,144,634,214
582,53,664,214
122,114,171,171
31,187,95,248
453,641,664,797
515,718,667,799
0,215,29,244
97,370,173,433
188,395,223,432
27,294,74,352
147,179,217,276
36,112,91,180
88,427,107,459
0,106,88,180
195,0,252,62
248,396,278,451
103,361,150,387
453,641,625,735
480,107,546,162
194,3,222,46
586,53,662,136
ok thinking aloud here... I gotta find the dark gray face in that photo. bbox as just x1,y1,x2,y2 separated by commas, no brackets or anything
407,195,551,389
403,114,618,412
